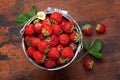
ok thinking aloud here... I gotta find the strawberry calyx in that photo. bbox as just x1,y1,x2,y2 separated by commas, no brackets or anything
33,19,39,24
42,30,50,36
44,46,50,53
74,34,81,43
41,55,46,63
89,61,94,69
70,26,75,33
59,56,70,63
50,19,57,24
35,22,42,27
96,24,100,30
82,24,91,30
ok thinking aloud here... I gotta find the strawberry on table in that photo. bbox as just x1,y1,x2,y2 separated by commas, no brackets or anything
63,21,75,33
24,24,35,36
47,47,60,59
59,34,70,46
83,58,94,70
41,25,53,36
96,23,106,33
45,59,56,68
31,37,41,48
27,47,36,57
52,24,63,35
33,51,46,64
70,31,81,43
82,24,92,36
38,40,50,53
61,47,74,59
50,12,62,23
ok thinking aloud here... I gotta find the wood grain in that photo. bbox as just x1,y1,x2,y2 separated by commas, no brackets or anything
0,0,120,80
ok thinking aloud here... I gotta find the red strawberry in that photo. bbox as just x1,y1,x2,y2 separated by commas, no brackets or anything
27,47,36,57
50,12,62,23
45,59,56,68
57,44,63,52
34,22,42,34
82,24,92,36
59,34,70,46
42,17,51,26
69,43,77,52
61,47,74,59
24,36,31,43
31,37,41,48
38,40,49,53
41,25,53,36
38,33,46,40
57,56,70,65
33,51,46,64
63,21,75,33
83,58,94,70
96,23,106,33
52,24,63,35
46,34,59,47
70,31,81,43
60,19,67,28
24,24,35,36
47,47,60,59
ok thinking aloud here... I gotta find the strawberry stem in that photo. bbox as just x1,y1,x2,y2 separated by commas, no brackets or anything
77,52,88,62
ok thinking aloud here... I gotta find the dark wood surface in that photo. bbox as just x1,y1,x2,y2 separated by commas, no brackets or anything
0,0,120,80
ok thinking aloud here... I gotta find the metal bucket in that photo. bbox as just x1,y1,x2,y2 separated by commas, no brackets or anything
20,7,83,71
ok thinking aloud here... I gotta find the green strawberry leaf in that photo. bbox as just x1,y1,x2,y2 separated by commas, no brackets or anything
29,5,36,17
89,51,103,59
89,39,103,52
83,40,89,50
16,13,32,26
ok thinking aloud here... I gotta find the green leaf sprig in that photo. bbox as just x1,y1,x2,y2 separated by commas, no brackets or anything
77,39,103,62
16,5,36,26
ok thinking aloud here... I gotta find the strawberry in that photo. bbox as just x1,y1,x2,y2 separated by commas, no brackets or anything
57,44,63,52
70,31,81,43
60,19,67,28
47,47,60,59
50,12,62,23
61,47,74,59
38,33,46,40
34,22,42,34
38,40,49,53
96,23,105,33
42,17,51,26
52,24,63,35
24,24,35,36
63,21,75,33
83,58,94,70
57,56,70,65
24,36,31,43
45,59,56,68
41,25,53,36
33,51,46,64
69,43,77,52
59,34,70,46
27,47,36,57
31,37,41,48
82,24,92,36
46,34,59,47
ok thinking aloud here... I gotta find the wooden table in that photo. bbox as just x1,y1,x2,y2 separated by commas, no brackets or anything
0,0,120,80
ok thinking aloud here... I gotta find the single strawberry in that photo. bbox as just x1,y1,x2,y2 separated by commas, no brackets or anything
33,51,46,64
34,22,42,34
70,31,81,43
60,19,67,28
38,33,46,40
46,34,59,47
31,37,41,48
96,23,106,33
57,56,70,65
24,24,35,36
50,12,62,23
69,42,77,52
82,24,92,36
41,25,53,36
52,24,63,35
59,34,70,46
38,40,50,53
27,47,36,57
61,47,74,59
42,17,51,26
47,47,60,59
63,21,75,33
83,58,94,70
45,59,56,68
57,44,63,52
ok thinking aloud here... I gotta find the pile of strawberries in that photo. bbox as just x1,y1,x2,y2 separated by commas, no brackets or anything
24,12,81,68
